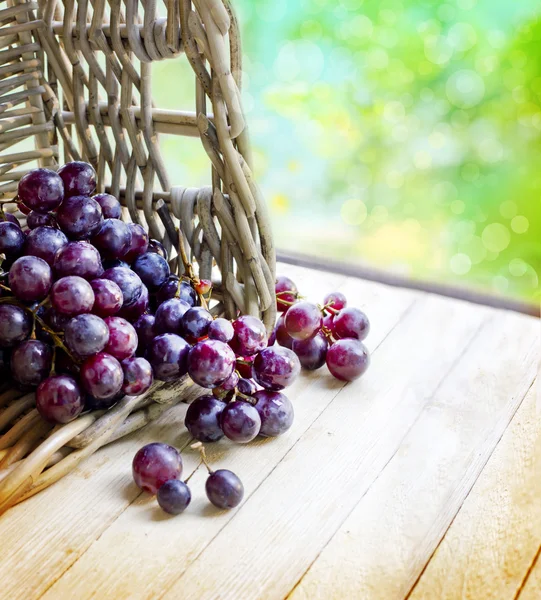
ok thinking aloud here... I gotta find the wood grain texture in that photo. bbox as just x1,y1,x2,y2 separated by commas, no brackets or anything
40,269,417,600
289,311,538,600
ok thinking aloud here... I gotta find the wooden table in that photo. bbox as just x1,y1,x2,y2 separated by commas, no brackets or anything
0,263,539,600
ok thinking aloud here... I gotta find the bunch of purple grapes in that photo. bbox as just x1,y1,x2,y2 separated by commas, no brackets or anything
272,275,371,381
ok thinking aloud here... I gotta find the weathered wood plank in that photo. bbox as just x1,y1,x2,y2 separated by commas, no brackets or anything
407,383,541,600
288,311,538,600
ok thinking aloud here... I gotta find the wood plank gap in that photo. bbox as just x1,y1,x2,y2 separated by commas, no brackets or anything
516,544,541,600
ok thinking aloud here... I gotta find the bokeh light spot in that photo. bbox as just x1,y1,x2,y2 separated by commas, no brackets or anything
509,259,528,277
482,223,510,253
448,23,477,52
451,200,465,214
341,199,368,226
499,201,517,219
446,70,485,109
450,253,472,275
511,215,529,233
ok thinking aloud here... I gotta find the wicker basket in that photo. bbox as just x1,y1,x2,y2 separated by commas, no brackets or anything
0,0,276,513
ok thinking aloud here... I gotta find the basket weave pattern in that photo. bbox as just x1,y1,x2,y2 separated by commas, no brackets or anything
0,0,275,513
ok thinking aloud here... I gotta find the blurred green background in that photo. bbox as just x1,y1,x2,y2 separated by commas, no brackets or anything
154,0,541,303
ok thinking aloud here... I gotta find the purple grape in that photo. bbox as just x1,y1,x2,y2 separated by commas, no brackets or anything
117,284,149,322
184,395,226,442
102,259,129,270
132,442,182,495
18,168,64,213
332,307,370,341
157,479,191,515
252,346,300,391
36,375,84,424
154,298,190,334
50,276,94,316
147,238,167,260
90,278,123,317
80,351,124,399
284,301,322,341
188,339,236,388
85,393,122,411
147,333,190,381
11,339,53,387
220,400,261,443
275,275,298,312
27,211,57,229
181,306,213,342
44,307,71,331
221,370,239,391
92,192,121,219
0,304,31,347
121,356,153,395
104,316,137,361
102,267,142,307
326,339,370,381
231,315,267,356
267,328,276,346
91,218,132,260
156,276,197,307
292,332,328,370
253,390,294,437
207,318,234,342
205,469,244,509
123,223,149,263
235,355,254,379
57,161,96,197
25,226,68,266
2,212,20,227
0,221,25,258
275,313,293,349
56,195,103,239
65,314,109,357
9,256,52,302
134,314,155,352
54,240,103,279
322,312,335,331
131,252,170,291
237,378,258,396
323,291,347,311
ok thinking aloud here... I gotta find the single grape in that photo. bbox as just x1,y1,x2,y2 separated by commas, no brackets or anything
11,339,53,387
292,332,328,371
90,278,123,317
323,291,347,311
50,276,94,316
91,218,132,259
92,192,121,219
332,307,370,341
57,161,96,197
147,238,167,260
134,313,155,353
0,221,25,258
184,395,226,442
252,346,300,391
220,400,261,443
123,223,149,263
2,212,20,227
117,284,149,322
65,314,109,357
102,259,129,270
235,356,254,379
181,306,213,341
205,469,244,509
231,315,267,356
27,211,57,229
0,304,31,347
25,226,68,266
132,252,170,291
275,275,298,312
121,356,153,395
18,168,64,213
154,298,190,335
157,479,191,515
194,279,212,295
237,377,258,396
208,318,234,342
54,240,103,279
267,328,276,346
254,390,294,437
44,307,71,331
147,333,190,382
326,338,370,381
80,351,124,399
220,370,239,391
104,316,138,361
56,195,103,239
156,275,197,307
188,339,236,389
102,267,142,307
36,375,84,424
322,312,335,331
132,442,182,495
274,313,293,349
9,256,52,302
17,201,31,216
284,301,322,341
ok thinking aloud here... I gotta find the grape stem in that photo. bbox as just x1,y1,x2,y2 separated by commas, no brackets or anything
319,302,339,316
176,228,209,311
190,441,213,474
235,391,257,405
